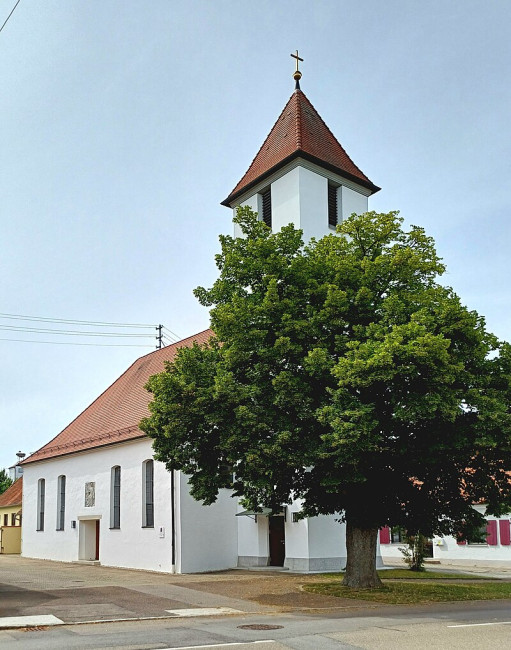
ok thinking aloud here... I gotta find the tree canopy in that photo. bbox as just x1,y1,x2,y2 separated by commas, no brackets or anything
0,469,13,495
141,207,511,587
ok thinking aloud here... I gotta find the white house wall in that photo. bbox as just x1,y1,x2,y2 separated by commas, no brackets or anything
433,506,511,564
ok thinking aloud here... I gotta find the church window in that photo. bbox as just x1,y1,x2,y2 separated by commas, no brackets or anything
37,478,45,531
56,475,66,531
142,460,154,528
11,513,16,526
328,183,339,228
261,187,272,228
3,514,7,526
110,466,121,529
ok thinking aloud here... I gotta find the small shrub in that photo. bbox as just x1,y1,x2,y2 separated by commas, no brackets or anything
399,532,430,571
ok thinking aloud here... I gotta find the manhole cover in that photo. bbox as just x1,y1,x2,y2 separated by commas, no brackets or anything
238,624,284,630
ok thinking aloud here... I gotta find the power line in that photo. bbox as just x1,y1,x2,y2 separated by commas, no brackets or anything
0,0,21,35
0,324,155,338
0,337,153,348
0,312,155,328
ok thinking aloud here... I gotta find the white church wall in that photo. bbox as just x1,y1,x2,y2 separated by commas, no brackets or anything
22,439,176,572
234,193,260,238
341,185,368,222
283,502,310,570
176,472,238,573
294,166,329,242
271,167,301,234
237,507,270,567
305,515,347,572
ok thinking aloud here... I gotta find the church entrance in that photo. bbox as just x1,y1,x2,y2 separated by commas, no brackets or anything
78,517,100,561
268,515,285,566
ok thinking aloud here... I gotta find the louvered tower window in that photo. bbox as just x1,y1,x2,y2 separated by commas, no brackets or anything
261,188,272,228
328,183,339,228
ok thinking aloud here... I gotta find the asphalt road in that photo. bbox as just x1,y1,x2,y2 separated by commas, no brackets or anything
2,554,511,648
1,602,511,649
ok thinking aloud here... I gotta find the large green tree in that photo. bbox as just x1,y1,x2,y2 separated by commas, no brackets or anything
141,207,511,588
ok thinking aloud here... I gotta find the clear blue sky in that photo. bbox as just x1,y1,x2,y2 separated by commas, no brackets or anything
1,1,510,471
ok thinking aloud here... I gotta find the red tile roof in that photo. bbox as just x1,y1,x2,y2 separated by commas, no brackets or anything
0,476,22,507
22,329,214,464
222,89,379,206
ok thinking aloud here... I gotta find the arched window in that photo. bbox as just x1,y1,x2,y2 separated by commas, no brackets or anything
110,466,121,529
56,475,66,531
142,460,154,528
37,478,45,531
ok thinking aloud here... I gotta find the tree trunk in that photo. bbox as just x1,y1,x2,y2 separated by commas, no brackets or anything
342,521,383,588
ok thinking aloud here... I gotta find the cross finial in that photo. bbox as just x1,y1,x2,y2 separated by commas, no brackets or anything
290,50,303,89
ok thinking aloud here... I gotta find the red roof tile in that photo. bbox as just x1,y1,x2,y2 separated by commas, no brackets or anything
222,89,379,206
0,476,22,507
22,330,214,464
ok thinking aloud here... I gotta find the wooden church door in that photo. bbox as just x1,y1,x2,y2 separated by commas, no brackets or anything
269,516,285,566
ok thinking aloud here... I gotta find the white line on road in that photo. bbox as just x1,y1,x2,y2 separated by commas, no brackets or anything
0,614,64,629
158,642,275,650
165,607,244,617
448,621,511,628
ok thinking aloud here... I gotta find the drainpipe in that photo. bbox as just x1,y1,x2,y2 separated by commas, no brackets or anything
170,469,176,572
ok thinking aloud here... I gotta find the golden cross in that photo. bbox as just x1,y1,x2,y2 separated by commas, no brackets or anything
290,50,304,74
290,50,303,88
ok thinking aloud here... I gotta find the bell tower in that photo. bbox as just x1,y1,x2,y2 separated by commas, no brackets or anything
222,53,380,241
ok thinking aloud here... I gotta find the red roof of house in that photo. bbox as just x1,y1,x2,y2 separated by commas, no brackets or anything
222,88,379,206
22,329,214,464
0,476,22,507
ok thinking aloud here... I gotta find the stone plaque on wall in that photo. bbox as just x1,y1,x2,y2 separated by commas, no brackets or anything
84,482,95,507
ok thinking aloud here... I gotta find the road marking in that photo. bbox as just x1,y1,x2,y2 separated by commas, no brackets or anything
162,639,276,650
0,615,64,629
165,607,244,617
448,621,511,628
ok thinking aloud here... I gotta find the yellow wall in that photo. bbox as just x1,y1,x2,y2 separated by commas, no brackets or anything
0,505,22,554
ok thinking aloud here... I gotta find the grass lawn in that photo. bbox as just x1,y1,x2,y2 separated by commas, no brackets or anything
377,569,490,580
304,571,511,605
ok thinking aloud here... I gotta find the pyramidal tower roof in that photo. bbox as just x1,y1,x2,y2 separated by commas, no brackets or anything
222,87,380,206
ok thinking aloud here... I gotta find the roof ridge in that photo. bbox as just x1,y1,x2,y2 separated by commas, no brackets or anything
298,91,371,185
294,90,303,149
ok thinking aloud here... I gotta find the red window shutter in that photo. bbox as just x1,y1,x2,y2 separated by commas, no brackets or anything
499,519,511,546
379,526,390,544
486,520,498,546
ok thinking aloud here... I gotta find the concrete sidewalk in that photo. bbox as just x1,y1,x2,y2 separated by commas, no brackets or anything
1,554,510,629
0,555,362,628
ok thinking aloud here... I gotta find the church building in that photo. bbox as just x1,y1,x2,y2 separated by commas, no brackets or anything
22,58,383,573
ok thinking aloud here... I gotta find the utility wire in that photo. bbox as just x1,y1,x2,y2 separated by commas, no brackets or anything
0,337,153,348
0,0,21,35
0,325,154,337
0,312,154,328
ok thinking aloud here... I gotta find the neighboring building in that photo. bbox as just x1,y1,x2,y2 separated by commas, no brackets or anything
380,506,511,565
0,476,22,554
22,65,385,572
